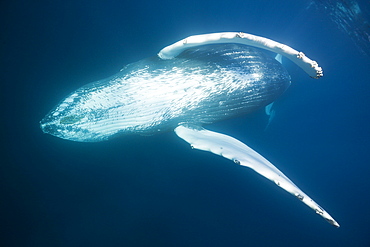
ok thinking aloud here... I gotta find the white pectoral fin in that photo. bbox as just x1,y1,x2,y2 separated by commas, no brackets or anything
158,32,323,79
174,125,339,227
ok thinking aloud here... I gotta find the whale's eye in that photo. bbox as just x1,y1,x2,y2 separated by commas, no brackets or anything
60,115,83,124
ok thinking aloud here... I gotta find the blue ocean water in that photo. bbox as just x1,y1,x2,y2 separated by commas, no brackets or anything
1,0,370,246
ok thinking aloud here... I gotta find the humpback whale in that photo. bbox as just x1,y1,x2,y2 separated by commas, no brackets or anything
40,32,339,227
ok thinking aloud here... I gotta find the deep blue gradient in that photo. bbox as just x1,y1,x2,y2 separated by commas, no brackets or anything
1,0,370,246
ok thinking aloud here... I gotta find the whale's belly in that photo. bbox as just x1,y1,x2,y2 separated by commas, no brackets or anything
40,44,291,142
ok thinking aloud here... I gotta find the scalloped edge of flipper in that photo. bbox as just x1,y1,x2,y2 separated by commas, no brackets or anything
174,125,339,227
158,32,323,79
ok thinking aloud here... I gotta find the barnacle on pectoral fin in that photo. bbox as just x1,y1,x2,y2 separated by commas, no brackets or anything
295,52,323,79
311,61,323,79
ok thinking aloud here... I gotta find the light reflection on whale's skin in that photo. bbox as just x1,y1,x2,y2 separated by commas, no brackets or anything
40,44,290,142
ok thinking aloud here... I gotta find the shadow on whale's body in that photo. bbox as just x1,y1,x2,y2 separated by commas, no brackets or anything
40,32,339,227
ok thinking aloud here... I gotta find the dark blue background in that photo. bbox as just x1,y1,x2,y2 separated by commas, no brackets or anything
2,0,370,246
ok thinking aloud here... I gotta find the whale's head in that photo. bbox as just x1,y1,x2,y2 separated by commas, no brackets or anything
39,78,123,142
40,91,96,142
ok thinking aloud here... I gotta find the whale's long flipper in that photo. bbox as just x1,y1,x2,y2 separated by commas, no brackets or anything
174,125,339,227
158,32,323,79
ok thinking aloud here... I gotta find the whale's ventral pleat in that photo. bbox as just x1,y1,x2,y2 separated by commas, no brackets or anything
40,44,290,142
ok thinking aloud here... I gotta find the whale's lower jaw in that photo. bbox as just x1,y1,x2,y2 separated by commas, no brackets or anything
40,44,290,142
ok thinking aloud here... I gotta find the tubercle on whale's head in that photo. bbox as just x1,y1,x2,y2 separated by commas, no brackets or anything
40,92,105,142
40,111,87,142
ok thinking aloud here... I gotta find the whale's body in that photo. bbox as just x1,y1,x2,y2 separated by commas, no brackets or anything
40,32,339,227
41,44,290,142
